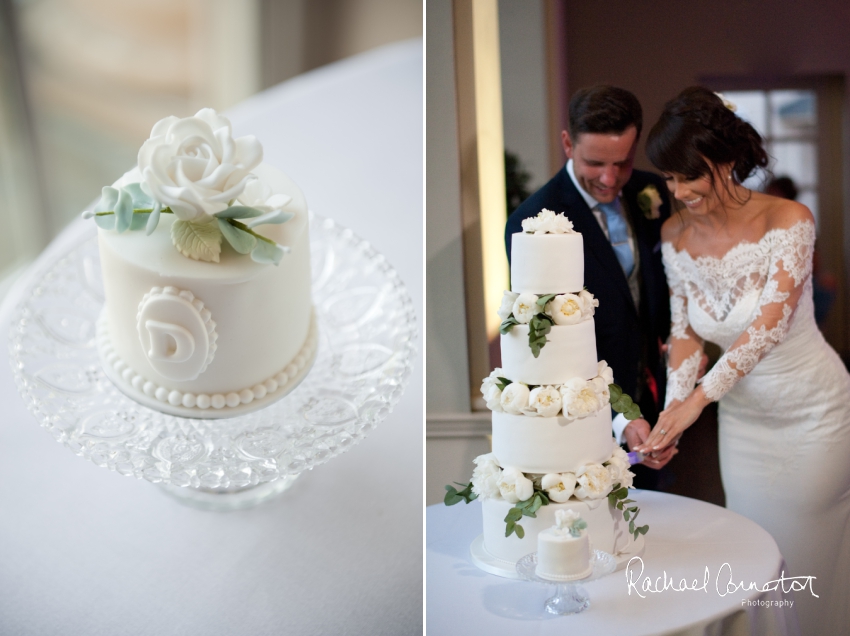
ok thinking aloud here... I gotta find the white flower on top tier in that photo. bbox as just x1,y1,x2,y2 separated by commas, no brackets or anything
579,289,599,316
527,386,562,417
500,382,530,415
498,291,520,321
546,293,584,325
471,453,503,499
555,508,581,530
522,208,575,234
237,178,292,215
574,463,613,500
541,472,576,503
512,293,539,324
560,377,601,419
498,467,534,503
138,108,262,221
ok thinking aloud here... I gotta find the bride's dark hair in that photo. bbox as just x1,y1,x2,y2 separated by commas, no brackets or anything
646,86,769,187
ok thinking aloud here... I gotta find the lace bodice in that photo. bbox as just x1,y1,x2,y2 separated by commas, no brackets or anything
662,220,816,405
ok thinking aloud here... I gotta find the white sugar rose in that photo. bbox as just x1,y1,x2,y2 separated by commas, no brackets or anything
471,453,502,499
541,472,576,503
527,386,562,417
512,293,539,324
237,177,291,213
560,377,601,419
498,291,520,321
498,467,534,503
546,293,583,325
555,508,581,530
522,208,556,234
138,108,262,221
574,463,613,500
579,289,598,317
500,382,530,415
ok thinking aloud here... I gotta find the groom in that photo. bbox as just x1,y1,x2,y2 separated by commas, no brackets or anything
505,85,675,483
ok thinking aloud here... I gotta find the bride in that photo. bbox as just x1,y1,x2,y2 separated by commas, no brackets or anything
635,86,850,634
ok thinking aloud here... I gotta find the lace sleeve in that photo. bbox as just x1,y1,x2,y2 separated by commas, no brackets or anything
662,244,705,408
700,221,815,402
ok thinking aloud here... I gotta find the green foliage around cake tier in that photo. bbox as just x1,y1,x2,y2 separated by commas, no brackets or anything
608,482,648,539
444,482,477,506
609,384,642,420
504,489,549,539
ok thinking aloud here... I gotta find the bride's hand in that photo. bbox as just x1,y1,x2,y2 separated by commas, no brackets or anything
635,386,711,453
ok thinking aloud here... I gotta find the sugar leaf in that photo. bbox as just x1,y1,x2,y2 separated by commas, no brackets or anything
171,217,223,262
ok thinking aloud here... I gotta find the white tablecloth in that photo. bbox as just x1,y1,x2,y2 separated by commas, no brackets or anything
427,493,800,635
0,39,422,636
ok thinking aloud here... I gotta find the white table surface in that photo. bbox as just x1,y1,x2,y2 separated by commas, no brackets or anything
427,492,800,636
0,39,422,636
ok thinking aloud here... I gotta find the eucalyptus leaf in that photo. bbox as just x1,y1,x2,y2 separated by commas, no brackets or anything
123,182,154,208
219,218,258,254
94,214,116,230
515,524,525,539
114,188,134,233
214,205,264,220
244,209,295,228
500,316,519,334
94,186,119,212
145,202,162,235
129,212,150,231
505,520,516,537
505,507,523,523
609,384,623,402
623,510,631,521
495,377,513,392
536,293,557,309
251,238,289,266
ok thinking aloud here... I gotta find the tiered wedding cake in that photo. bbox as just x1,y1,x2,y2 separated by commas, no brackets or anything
447,209,646,574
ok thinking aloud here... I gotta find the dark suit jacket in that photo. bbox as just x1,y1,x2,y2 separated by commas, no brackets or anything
505,166,671,423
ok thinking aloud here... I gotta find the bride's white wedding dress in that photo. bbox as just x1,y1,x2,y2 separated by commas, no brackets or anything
662,219,850,634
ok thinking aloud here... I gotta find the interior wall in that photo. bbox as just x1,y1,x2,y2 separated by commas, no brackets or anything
564,0,850,354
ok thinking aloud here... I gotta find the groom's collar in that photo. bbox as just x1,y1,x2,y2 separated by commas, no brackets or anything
565,159,625,210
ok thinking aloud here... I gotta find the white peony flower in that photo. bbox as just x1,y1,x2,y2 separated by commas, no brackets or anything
597,360,615,385
138,108,263,221
512,293,539,324
574,463,613,500
498,467,534,503
546,294,583,325
551,213,575,234
541,472,576,503
501,382,530,415
471,453,503,500
498,291,520,321
589,376,610,405
560,377,601,419
527,386,563,417
480,368,502,395
483,384,503,412
579,290,598,318
606,448,635,488
522,208,575,234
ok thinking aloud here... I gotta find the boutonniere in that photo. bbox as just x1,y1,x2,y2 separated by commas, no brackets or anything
637,185,663,220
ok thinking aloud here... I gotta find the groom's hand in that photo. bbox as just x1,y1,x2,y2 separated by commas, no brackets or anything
623,419,678,469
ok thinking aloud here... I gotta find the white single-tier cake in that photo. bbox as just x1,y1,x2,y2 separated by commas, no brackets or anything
536,510,593,581
90,109,316,418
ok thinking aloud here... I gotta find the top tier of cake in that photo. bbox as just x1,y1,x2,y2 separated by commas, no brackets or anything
510,232,584,294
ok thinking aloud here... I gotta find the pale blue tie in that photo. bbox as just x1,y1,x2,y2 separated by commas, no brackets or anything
598,200,635,276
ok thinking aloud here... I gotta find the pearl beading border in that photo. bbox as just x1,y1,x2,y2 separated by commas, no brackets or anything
135,286,219,377
97,309,318,412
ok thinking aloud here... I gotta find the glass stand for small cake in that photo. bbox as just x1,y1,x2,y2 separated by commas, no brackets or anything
515,550,615,616
8,213,416,511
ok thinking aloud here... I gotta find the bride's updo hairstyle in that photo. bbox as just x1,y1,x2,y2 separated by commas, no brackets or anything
646,87,768,193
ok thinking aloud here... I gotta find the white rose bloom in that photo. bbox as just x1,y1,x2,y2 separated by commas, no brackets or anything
555,508,581,530
138,108,263,221
498,467,534,503
541,472,576,503
574,463,613,500
236,178,292,213
500,382,530,415
471,453,503,499
527,386,562,417
498,291,520,321
579,289,598,318
589,376,610,405
521,208,558,234
512,293,539,324
546,294,583,325
597,360,615,385
560,377,601,419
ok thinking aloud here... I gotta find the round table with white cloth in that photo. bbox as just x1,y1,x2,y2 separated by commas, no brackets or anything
0,40,422,636
427,492,802,636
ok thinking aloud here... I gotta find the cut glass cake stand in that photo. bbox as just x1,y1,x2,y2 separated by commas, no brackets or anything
516,550,616,616
8,213,416,510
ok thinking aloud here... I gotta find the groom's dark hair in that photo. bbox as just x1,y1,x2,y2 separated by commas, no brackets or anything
569,85,643,140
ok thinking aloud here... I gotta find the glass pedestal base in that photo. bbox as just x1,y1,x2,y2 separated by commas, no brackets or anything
160,475,300,511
